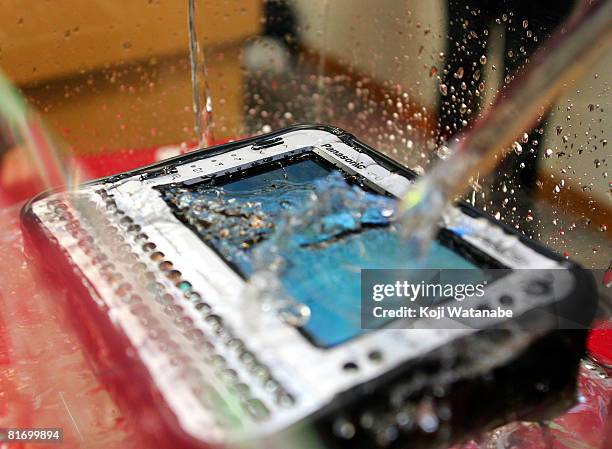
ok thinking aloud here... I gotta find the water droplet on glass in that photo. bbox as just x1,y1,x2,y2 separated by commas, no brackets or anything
413,165,425,175
512,141,523,155
480,55,487,65
278,302,311,327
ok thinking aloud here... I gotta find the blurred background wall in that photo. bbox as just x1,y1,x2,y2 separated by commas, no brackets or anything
0,0,262,152
292,0,610,207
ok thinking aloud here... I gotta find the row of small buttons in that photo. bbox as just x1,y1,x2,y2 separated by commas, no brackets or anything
95,189,296,420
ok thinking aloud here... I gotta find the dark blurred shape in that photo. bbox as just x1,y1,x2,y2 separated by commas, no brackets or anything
263,0,300,62
439,0,576,192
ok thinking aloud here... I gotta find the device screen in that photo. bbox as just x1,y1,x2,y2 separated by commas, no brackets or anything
159,156,487,347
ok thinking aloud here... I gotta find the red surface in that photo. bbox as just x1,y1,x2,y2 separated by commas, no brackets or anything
75,146,167,178
0,146,611,448
588,318,612,368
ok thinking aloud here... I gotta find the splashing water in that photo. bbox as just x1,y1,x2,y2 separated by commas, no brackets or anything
188,0,215,148
247,172,397,327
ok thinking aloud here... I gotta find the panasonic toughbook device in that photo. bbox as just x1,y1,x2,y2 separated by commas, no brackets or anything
22,125,597,449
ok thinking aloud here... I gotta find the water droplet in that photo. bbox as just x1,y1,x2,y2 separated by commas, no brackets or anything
454,67,464,79
278,299,311,326
417,401,439,433
479,55,487,65
512,141,523,155
437,145,453,160
545,148,553,158
333,419,356,439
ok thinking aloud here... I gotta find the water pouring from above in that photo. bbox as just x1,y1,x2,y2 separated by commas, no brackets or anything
188,0,216,149
398,0,612,254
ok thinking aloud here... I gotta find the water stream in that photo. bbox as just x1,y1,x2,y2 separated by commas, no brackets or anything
398,0,612,254
314,0,331,122
188,0,215,148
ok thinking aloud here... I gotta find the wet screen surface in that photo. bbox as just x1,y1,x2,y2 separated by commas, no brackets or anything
159,157,486,347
